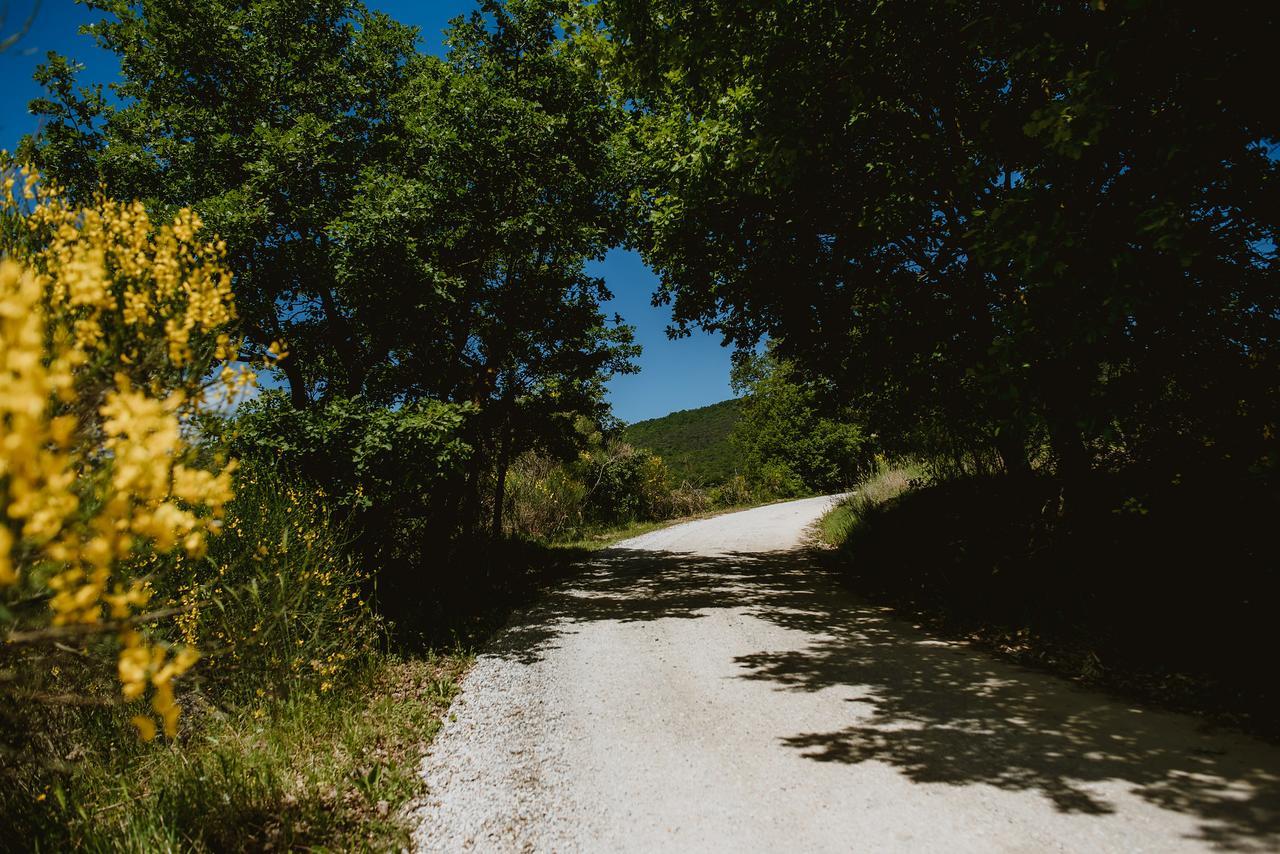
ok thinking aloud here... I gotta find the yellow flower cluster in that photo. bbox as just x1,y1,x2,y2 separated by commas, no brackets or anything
119,629,200,740
10,166,257,410
0,170,247,741
0,262,77,584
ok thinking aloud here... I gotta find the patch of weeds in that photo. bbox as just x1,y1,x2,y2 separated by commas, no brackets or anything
7,653,470,852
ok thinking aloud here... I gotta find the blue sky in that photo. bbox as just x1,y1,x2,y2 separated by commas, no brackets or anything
0,0,736,424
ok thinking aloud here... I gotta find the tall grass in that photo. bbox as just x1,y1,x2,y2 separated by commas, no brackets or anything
818,463,920,547
10,655,467,852
173,471,380,701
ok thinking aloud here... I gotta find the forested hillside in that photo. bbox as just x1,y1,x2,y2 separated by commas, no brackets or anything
623,398,742,485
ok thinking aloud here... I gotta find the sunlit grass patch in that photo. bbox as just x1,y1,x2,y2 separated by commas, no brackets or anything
818,464,920,547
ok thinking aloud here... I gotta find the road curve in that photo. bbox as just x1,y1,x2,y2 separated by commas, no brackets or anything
412,495,1280,852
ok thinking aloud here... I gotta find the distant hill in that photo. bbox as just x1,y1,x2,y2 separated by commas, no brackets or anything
623,398,743,486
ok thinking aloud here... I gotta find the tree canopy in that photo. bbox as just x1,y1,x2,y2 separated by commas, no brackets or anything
589,0,1279,484
23,0,639,534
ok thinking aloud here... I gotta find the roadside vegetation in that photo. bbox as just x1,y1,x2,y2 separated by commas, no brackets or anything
821,463,1279,735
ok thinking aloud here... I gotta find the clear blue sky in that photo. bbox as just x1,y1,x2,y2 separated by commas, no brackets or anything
0,0,736,424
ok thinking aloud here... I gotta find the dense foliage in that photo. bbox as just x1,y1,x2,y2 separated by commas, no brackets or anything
22,0,638,542
589,0,1279,490
622,398,742,486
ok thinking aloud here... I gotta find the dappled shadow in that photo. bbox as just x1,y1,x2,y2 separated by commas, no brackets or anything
484,544,1280,851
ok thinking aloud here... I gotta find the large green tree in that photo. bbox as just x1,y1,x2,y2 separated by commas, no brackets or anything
22,0,419,407
588,1,1279,484
336,0,638,533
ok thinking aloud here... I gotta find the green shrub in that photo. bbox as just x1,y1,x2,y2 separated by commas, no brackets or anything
505,452,590,540
503,440,717,540
709,475,753,508
228,392,472,522
163,468,381,702
225,392,473,628
579,443,672,525
0,463,385,843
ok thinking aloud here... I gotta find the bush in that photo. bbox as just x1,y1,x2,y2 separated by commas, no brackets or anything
709,475,753,508
502,439,717,541
229,393,472,522
227,392,473,627
504,452,590,540
157,467,379,702
579,443,673,525
0,171,250,750
0,463,382,840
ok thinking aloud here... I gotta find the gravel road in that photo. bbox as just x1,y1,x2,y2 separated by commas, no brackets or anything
412,495,1280,852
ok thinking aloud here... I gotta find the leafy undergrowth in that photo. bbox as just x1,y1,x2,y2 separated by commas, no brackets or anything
12,653,470,853
821,467,1280,739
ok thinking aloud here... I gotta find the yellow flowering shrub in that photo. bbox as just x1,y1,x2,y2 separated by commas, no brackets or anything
174,469,375,707
0,167,254,741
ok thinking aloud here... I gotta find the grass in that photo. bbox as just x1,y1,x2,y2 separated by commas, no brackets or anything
15,653,470,852
817,464,918,547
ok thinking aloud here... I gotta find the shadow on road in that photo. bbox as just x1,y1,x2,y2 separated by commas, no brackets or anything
485,546,1280,851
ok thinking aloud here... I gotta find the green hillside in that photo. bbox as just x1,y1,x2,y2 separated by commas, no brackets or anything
623,398,743,486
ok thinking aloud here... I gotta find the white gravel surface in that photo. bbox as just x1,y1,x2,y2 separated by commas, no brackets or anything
411,495,1280,852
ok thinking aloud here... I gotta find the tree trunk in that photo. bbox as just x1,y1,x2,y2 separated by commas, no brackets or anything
458,460,481,541
995,425,1031,478
491,419,513,539
1048,415,1091,517
317,281,365,397
280,353,310,409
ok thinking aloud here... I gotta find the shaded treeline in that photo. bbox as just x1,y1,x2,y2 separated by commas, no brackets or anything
589,0,1277,492
22,0,1277,651
580,0,1280,715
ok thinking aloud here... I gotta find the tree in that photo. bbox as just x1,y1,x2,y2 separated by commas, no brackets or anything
21,0,419,407
730,349,869,497
588,0,1279,486
335,0,639,534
